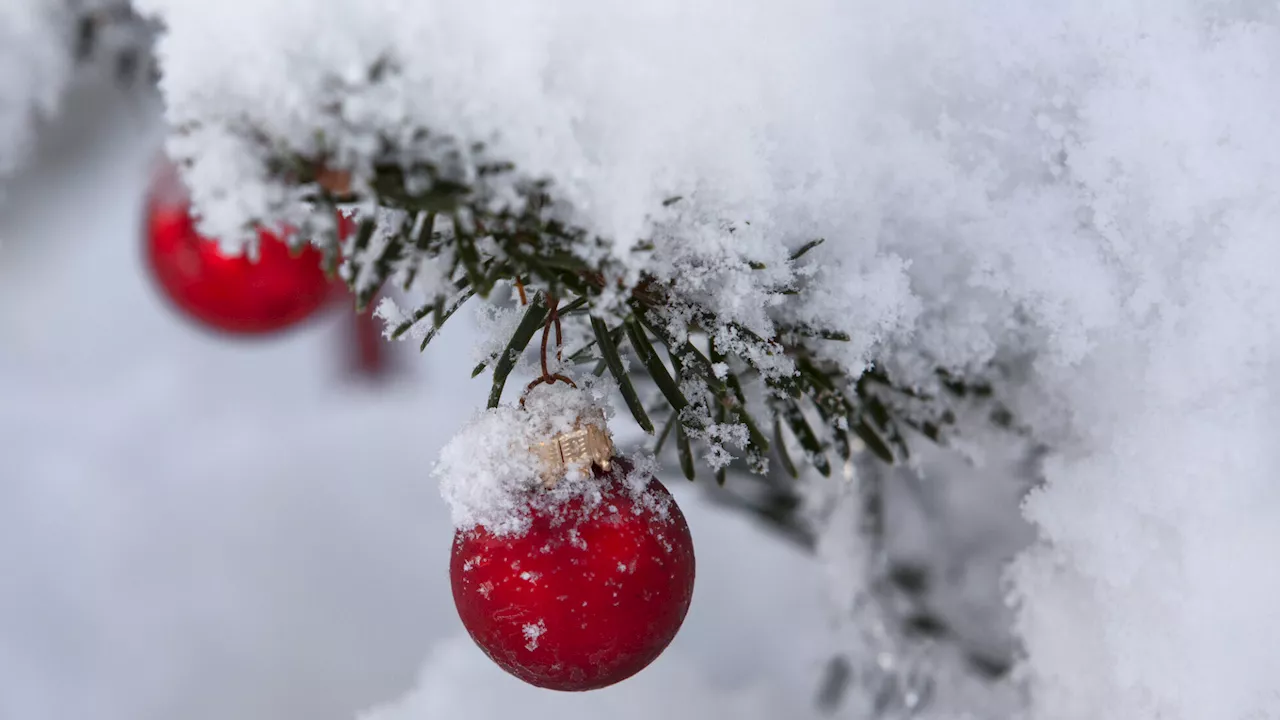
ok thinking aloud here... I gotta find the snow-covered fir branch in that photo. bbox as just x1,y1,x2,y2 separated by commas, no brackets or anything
133,0,1008,482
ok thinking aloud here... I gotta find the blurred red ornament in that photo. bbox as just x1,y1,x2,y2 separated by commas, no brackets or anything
347,301,392,379
450,458,696,691
320,211,394,379
144,162,333,336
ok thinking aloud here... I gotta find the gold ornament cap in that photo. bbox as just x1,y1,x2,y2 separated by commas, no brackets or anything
530,408,615,487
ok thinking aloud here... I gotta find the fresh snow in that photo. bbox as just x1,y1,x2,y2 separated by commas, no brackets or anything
14,2,1280,719
434,380,671,536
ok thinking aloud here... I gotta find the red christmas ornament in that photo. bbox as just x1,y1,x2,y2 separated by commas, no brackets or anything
324,212,396,381
451,456,696,691
144,163,333,336
347,301,392,379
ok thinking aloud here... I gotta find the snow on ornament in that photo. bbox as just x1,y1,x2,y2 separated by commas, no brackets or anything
143,159,336,336
439,382,696,691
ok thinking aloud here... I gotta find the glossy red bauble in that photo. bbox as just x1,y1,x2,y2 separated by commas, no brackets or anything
450,459,696,691
144,166,333,336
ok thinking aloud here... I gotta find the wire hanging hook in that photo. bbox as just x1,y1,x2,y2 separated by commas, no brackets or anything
521,294,576,406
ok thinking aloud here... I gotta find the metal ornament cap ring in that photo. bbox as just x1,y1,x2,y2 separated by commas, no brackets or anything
530,410,615,487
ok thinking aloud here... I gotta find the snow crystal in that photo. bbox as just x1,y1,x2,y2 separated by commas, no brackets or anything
698,422,749,471
521,620,546,651
471,300,526,368
371,297,409,339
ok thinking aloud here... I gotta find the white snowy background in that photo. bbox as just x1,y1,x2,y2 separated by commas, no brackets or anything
0,79,837,720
